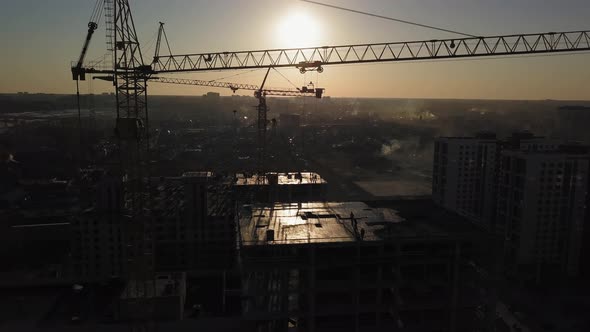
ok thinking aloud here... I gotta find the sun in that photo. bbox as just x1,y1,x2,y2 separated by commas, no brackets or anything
276,11,322,48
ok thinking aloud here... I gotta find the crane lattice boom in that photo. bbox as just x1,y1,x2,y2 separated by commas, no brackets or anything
151,77,324,97
149,30,590,73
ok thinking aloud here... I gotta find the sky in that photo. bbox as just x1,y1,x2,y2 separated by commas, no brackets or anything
0,0,589,100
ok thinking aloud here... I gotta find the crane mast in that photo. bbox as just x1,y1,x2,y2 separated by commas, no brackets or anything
71,1,154,328
110,0,154,327
256,68,272,174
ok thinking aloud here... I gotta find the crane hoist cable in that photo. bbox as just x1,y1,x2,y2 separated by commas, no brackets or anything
272,68,300,90
299,0,477,38
73,0,105,171
141,30,162,59
89,0,104,26
152,22,265,84
208,68,263,82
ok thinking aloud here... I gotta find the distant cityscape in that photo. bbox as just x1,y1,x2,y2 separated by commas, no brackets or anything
2,93,590,331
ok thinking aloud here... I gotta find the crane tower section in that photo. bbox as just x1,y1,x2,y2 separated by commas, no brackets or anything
108,0,155,323
110,0,151,207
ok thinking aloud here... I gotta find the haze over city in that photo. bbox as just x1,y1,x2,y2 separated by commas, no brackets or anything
2,1,590,332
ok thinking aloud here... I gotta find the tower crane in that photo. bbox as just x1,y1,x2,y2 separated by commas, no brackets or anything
148,22,324,172
93,71,324,175
151,76,325,98
71,0,590,327
82,24,590,176
96,71,324,173
71,2,154,330
150,76,324,173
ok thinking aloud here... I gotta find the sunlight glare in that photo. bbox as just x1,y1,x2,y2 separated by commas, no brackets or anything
276,11,322,48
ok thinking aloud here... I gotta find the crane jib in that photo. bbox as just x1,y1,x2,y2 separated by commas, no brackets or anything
148,30,590,73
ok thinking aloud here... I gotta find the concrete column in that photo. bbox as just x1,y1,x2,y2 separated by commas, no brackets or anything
450,242,461,332
307,246,316,332
280,267,289,332
376,244,384,327
354,244,360,332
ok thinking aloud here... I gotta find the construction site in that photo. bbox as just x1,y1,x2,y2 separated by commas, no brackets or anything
2,0,590,331
238,201,488,331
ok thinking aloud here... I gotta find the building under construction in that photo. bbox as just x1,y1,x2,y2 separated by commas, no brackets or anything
71,171,236,276
233,172,327,203
238,201,489,332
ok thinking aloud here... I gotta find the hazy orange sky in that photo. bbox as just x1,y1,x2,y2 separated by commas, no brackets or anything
1,0,589,100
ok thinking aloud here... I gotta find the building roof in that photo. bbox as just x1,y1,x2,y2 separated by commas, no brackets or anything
502,145,590,157
239,201,473,246
182,171,213,179
234,172,326,186
438,132,546,142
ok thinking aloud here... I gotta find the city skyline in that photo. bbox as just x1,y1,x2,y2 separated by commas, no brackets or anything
1,0,589,99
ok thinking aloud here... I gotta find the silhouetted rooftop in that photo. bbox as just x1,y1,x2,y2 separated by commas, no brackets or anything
239,201,477,246
235,172,326,186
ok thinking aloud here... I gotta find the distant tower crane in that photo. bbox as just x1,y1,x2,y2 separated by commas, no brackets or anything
150,76,325,98
94,69,325,173
149,23,324,172
150,74,325,172
99,75,325,98
94,73,324,172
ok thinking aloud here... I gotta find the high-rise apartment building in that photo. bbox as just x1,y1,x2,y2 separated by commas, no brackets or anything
432,133,499,230
72,172,237,280
498,145,589,278
433,132,589,279
71,173,127,280
433,133,564,229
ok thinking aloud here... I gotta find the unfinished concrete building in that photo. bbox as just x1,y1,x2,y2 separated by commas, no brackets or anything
152,172,237,273
234,172,327,203
116,272,187,321
70,173,128,280
238,201,487,332
72,172,237,279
